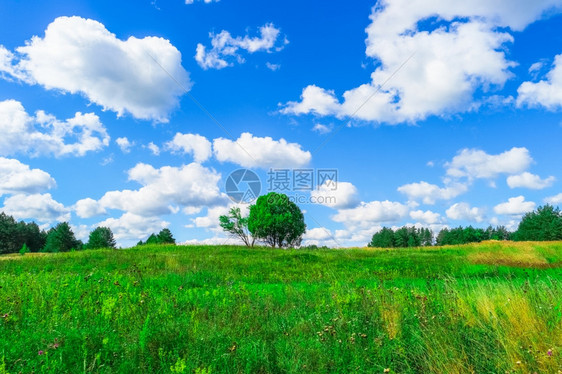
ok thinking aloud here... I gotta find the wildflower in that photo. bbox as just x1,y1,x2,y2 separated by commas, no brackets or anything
384,369,390,373
548,349,553,356
38,350,44,355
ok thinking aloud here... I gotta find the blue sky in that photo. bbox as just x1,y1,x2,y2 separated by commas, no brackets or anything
1,0,562,247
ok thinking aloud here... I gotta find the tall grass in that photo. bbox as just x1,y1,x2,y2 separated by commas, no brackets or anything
1,241,562,373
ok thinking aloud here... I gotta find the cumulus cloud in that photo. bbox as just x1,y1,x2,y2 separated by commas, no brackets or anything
302,227,338,247
446,202,485,222
506,172,555,189
75,162,226,218
445,147,532,180
494,196,536,216
166,133,212,163
0,99,109,157
96,212,168,245
2,193,70,223
195,23,287,69
0,157,56,196
409,209,443,225
332,200,409,229
310,181,359,209
282,1,562,124
191,205,232,230
545,193,562,205
398,181,468,204
116,137,134,153
74,198,107,219
0,16,190,122
518,54,562,110
213,132,311,169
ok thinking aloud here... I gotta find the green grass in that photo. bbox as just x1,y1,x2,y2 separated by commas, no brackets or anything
1,241,562,373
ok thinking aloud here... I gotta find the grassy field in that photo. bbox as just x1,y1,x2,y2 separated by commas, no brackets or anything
1,241,562,373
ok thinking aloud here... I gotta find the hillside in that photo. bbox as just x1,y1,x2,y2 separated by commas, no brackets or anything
1,241,562,373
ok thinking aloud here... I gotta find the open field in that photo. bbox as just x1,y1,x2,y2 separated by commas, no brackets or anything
1,241,562,373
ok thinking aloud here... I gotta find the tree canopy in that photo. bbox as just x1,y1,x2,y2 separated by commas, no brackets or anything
138,228,176,245
0,213,47,254
86,227,116,249
43,222,82,253
219,207,254,247
247,192,306,248
513,205,562,241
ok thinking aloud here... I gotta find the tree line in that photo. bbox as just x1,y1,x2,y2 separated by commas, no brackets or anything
0,212,176,254
368,205,562,248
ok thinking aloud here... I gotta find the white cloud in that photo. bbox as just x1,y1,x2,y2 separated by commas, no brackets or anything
116,137,134,153
213,132,311,169
310,181,359,209
409,209,443,225
192,205,231,230
518,54,562,110
282,1,562,124
195,23,287,69
2,193,70,223
0,46,26,81
74,198,107,219
333,228,375,247
302,227,338,247
71,224,91,242
0,157,56,196
312,123,332,134
0,16,189,122
96,212,168,245
266,62,281,71
446,147,532,180
446,202,485,223
545,193,562,205
147,142,160,156
506,172,555,189
0,99,109,157
397,181,468,204
84,162,226,217
529,61,545,74
166,133,212,163
304,227,334,241
332,200,409,229
494,196,536,216
281,85,342,117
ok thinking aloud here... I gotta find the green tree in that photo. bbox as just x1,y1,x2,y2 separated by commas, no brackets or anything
0,212,19,254
368,227,395,248
219,207,254,247
43,222,82,252
86,227,116,249
20,221,47,252
19,243,30,256
157,228,176,244
514,205,562,241
420,228,433,246
248,192,306,248
145,234,160,245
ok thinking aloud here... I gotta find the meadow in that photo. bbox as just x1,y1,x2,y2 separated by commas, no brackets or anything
1,241,562,373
